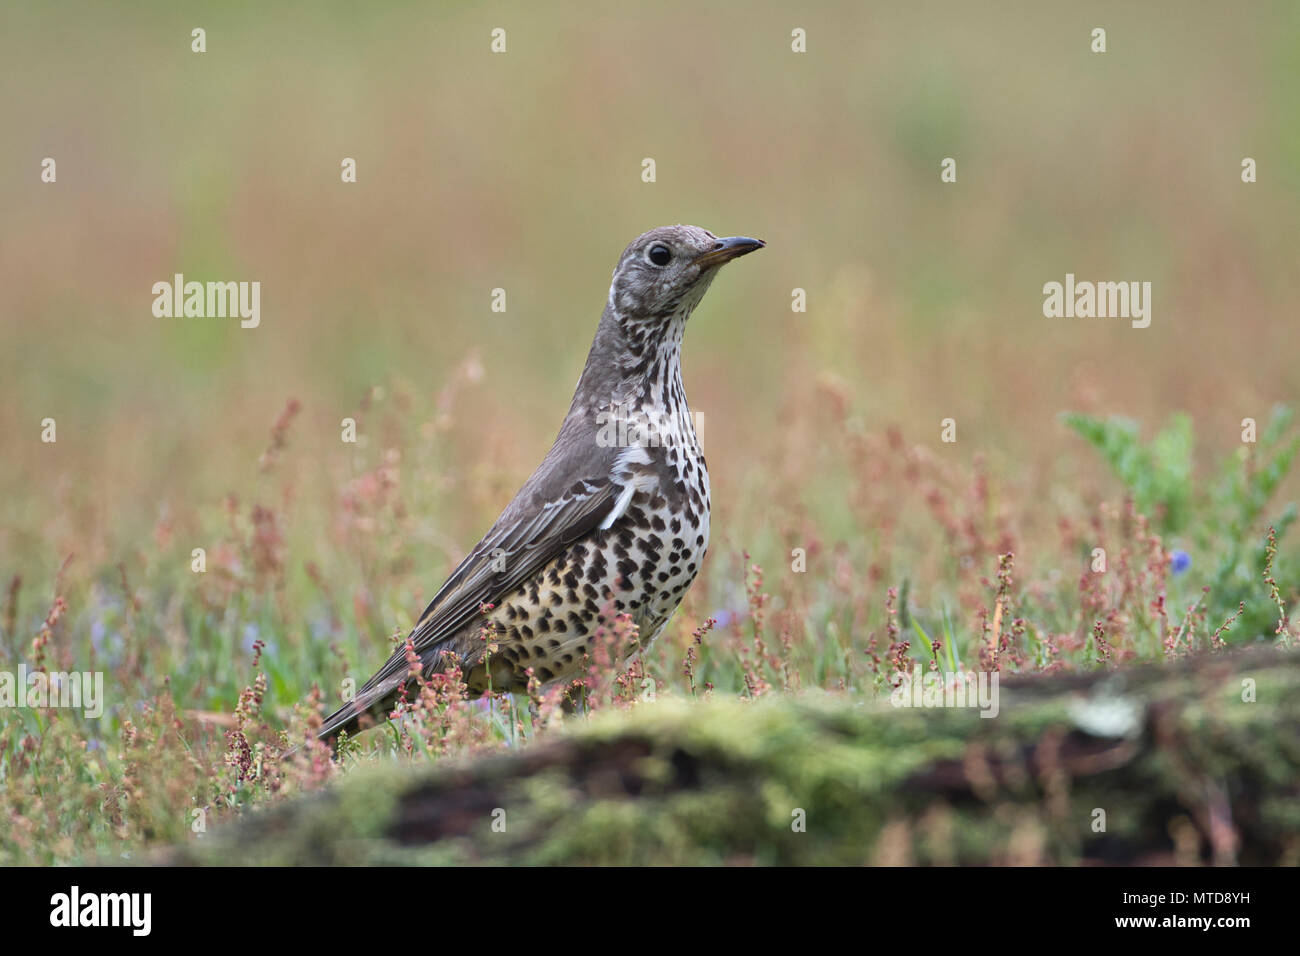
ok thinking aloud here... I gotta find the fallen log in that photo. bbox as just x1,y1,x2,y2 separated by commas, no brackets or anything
160,647,1299,865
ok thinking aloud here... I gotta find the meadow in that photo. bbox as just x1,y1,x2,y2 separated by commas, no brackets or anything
1,1,1298,864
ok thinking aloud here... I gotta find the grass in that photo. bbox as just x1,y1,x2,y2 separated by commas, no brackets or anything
0,390,1295,865
2,1,1299,865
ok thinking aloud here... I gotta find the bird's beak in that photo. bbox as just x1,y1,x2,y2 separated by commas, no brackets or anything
692,235,766,270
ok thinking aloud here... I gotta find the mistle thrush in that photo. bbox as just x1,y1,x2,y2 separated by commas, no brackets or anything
317,225,764,741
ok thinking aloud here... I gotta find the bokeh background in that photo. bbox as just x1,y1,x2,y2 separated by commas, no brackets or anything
2,0,1298,697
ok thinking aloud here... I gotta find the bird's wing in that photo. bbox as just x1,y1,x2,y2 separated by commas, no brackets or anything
350,461,624,702
414,473,618,647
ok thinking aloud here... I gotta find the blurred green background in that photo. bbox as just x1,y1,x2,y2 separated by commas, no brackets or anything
4,3,1300,867
2,0,1298,608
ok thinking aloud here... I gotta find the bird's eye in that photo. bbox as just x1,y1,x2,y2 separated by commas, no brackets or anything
646,244,672,266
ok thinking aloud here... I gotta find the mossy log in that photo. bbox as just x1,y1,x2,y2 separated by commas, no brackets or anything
161,648,1299,865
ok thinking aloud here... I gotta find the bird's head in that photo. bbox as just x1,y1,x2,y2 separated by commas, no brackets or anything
607,224,764,325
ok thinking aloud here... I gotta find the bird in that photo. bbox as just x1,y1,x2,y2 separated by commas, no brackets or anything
315,225,764,743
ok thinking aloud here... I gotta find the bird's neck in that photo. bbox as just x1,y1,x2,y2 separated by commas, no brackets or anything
572,306,690,415
550,306,698,462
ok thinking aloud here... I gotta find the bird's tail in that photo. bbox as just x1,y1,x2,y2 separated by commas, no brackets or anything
314,675,403,750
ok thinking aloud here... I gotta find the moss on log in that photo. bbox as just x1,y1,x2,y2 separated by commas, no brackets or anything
161,648,1299,865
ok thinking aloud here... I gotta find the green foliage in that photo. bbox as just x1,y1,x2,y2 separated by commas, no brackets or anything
1060,411,1194,533
1063,406,1299,640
